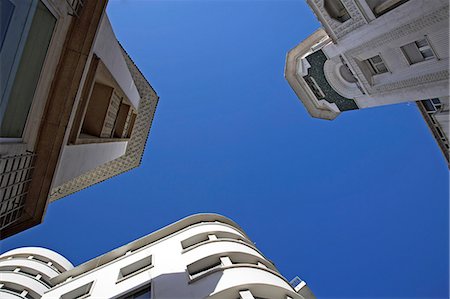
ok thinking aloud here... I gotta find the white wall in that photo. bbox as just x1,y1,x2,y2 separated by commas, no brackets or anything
41,220,303,299
52,141,127,188
93,15,141,110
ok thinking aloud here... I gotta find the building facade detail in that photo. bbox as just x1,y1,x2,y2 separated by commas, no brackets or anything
0,247,73,299
0,214,315,299
285,0,449,165
0,0,159,238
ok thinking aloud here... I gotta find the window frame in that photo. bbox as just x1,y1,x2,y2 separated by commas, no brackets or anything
0,0,62,144
401,36,437,65
365,54,389,75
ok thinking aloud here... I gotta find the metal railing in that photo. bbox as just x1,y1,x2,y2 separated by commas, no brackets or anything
0,152,36,230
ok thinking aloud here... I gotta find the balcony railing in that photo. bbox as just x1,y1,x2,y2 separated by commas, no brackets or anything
0,152,36,230
65,0,84,17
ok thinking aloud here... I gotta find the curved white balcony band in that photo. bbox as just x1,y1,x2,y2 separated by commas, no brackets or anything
0,259,59,280
184,242,268,266
193,264,298,298
0,247,74,273
183,237,256,254
180,223,249,244
0,272,48,296
0,290,23,299
183,239,275,271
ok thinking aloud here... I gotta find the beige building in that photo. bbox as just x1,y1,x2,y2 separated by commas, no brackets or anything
285,0,449,165
0,214,315,299
0,0,158,238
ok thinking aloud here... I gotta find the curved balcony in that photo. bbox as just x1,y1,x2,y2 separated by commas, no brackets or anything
181,223,249,243
205,265,298,298
0,247,73,272
0,290,24,299
0,258,59,280
0,271,49,296
183,239,271,268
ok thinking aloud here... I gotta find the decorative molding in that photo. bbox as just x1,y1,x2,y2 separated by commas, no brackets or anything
349,6,449,56
345,5,449,93
49,47,159,202
374,70,449,92
308,0,367,39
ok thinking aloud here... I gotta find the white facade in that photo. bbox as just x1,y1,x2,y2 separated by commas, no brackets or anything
0,247,73,299
285,0,449,164
0,214,315,299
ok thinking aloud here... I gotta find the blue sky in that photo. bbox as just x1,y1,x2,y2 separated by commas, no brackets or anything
1,1,449,298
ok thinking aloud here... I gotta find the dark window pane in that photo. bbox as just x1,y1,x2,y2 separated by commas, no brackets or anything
0,0,15,50
421,100,436,112
0,1,56,137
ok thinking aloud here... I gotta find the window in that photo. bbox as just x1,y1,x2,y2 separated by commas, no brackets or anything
60,281,94,299
0,0,56,138
421,98,442,113
0,0,15,50
70,57,137,144
369,0,410,17
324,0,351,22
401,38,435,64
304,76,326,99
118,256,152,282
365,55,388,75
187,257,222,279
119,284,151,299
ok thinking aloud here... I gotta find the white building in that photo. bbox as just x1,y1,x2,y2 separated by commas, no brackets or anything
0,0,158,238
285,0,449,165
0,214,315,299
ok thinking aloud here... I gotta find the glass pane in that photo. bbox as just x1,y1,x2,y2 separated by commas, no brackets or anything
421,48,434,59
421,100,436,112
370,55,382,64
0,0,15,50
133,288,151,299
0,1,56,138
431,98,441,105
375,63,387,74
415,38,428,48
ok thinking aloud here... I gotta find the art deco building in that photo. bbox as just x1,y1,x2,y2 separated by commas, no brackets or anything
0,214,315,299
285,0,449,165
0,0,158,238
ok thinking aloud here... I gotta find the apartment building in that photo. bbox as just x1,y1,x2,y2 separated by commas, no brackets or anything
0,214,315,299
285,0,449,165
0,0,158,238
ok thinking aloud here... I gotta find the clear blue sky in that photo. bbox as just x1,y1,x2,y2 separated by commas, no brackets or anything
2,1,449,298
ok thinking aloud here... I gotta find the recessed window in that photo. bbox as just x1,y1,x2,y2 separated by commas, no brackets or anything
370,0,410,17
119,284,151,299
71,58,136,144
324,0,351,22
401,38,435,64
60,281,94,299
365,55,388,75
188,258,222,278
304,76,326,99
421,98,442,113
118,256,152,281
